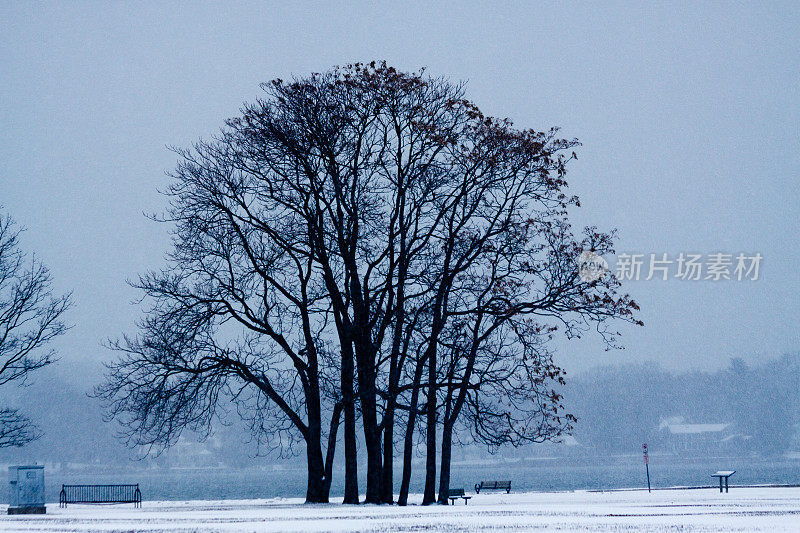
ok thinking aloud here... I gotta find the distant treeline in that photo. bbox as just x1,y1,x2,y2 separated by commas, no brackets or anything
0,367,266,468
2,355,798,468
565,355,800,456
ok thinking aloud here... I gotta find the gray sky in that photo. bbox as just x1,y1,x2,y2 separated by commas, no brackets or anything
1,1,798,381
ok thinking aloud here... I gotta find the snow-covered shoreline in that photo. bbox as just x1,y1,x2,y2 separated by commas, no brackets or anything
1,486,799,531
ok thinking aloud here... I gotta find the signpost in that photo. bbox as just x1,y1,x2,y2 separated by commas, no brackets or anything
642,443,651,493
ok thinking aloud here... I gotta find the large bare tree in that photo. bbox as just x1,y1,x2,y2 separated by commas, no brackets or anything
99,62,639,505
0,212,71,448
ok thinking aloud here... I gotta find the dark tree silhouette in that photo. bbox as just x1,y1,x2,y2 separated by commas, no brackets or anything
95,145,346,502
0,212,71,448
99,62,639,505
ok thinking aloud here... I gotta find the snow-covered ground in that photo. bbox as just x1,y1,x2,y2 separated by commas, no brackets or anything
2,487,799,531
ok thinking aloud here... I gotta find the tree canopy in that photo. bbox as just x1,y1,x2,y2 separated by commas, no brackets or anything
99,62,640,504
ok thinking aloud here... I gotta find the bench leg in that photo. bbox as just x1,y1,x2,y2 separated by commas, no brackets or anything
725,477,729,493
719,478,723,493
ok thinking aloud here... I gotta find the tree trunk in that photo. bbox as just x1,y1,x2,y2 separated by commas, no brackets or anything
397,408,415,506
381,324,403,504
303,345,329,504
381,405,395,503
343,398,359,503
398,356,426,506
437,417,454,504
342,343,359,504
323,402,343,499
305,429,328,503
358,362,383,504
363,415,383,503
422,348,437,505
382,171,407,506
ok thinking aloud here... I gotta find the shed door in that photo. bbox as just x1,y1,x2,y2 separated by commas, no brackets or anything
18,470,44,506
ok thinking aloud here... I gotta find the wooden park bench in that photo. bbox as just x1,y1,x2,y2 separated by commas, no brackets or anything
474,480,511,494
447,487,472,505
711,470,735,493
59,484,142,508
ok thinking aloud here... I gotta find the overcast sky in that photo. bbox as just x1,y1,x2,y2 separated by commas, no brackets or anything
2,1,798,383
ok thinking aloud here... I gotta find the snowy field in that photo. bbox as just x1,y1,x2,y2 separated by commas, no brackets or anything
2,487,799,532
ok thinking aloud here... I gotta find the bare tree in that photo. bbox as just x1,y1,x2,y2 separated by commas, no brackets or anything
99,62,639,505
0,212,71,447
381,109,642,504
430,222,640,504
227,63,472,503
0,409,40,448
95,147,345,502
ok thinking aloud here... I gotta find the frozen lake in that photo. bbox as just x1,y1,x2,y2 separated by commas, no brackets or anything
2,487,800,531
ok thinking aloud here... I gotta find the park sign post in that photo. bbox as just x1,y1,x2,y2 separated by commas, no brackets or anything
643,443,651,493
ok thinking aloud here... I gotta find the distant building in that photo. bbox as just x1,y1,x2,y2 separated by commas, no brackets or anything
658,416,750,454
163,436,225,468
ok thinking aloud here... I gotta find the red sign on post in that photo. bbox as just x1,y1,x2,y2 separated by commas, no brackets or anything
642,443,651,492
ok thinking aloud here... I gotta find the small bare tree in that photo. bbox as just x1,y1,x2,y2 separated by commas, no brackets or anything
0,212,71,447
